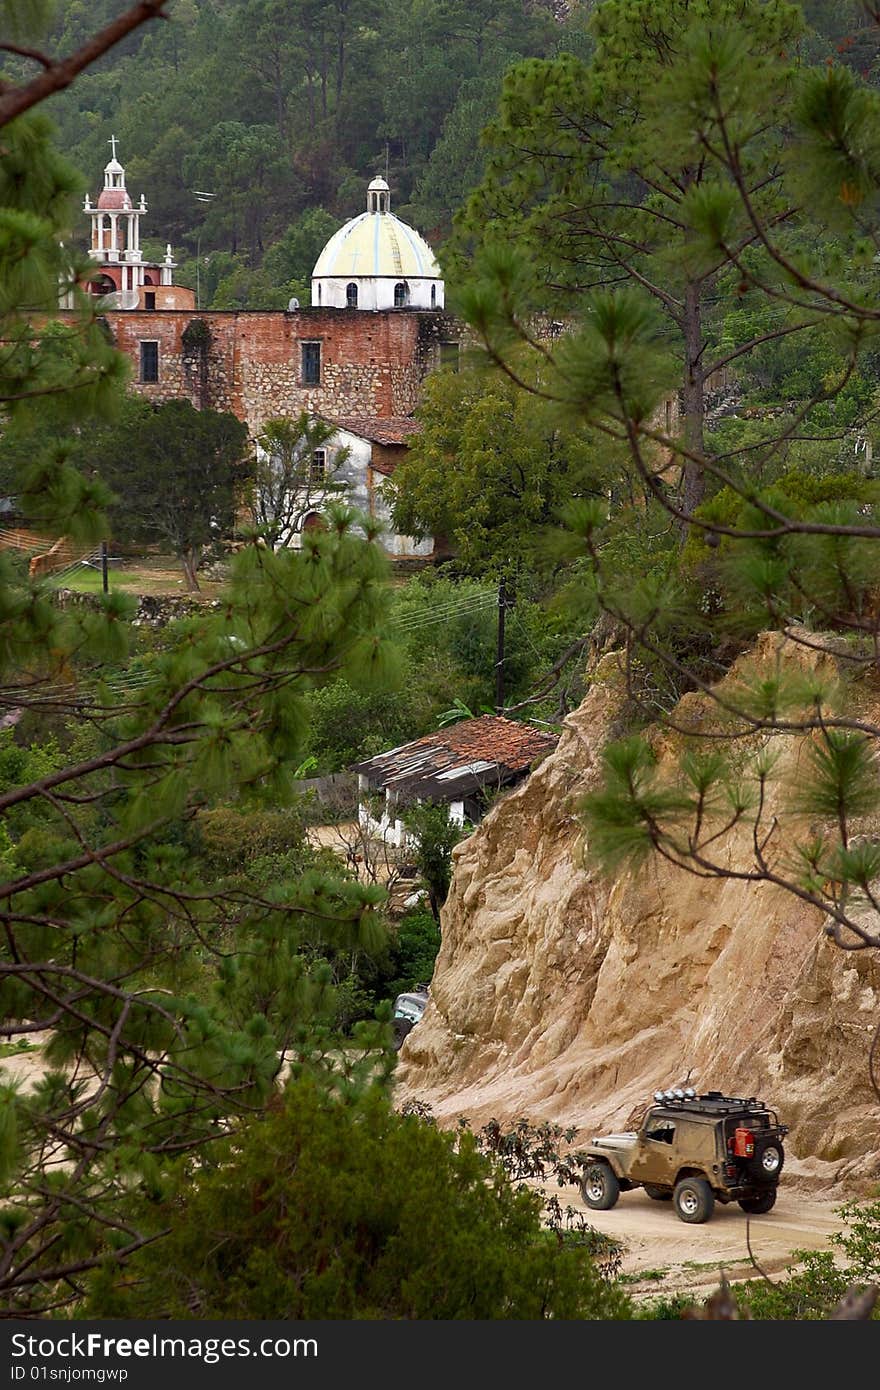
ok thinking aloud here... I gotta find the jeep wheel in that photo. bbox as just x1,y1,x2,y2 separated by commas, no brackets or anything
738,1189,777,1215
750,1141,784,1181
581,1163,620,1211
392,1019,413,1051
643,1185,672,1201
673,1176,715,1224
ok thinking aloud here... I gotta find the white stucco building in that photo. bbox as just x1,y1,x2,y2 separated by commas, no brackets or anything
259,415,434,558
311,177,444,312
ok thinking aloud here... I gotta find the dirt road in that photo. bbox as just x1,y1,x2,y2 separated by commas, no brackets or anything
544,1181,849,1305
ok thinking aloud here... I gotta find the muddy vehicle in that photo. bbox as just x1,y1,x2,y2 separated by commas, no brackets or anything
579,1089,788,1224
391,985,429,1050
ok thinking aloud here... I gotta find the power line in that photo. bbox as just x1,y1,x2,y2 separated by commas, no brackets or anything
392,594,496,632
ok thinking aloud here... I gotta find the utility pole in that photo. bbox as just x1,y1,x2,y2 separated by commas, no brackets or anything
495,575,507,714
100,540,109,594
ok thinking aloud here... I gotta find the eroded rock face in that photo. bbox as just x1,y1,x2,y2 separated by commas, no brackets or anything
396,638,880,1187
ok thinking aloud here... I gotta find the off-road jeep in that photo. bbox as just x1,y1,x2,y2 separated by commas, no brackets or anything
579,1088,789,1224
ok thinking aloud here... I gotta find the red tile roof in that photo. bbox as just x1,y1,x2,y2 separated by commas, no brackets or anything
351,715,557,801
329,416,422,448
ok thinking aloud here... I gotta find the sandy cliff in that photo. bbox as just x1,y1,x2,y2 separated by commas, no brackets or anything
396,635,880,1188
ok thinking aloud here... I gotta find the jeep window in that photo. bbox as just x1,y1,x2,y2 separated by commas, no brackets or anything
645,1120,675,1144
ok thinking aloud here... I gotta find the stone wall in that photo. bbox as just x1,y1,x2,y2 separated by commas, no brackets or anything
55,588,216,627
96,307,464,436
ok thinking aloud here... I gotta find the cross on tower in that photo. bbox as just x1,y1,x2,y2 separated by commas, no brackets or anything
108,135,118,160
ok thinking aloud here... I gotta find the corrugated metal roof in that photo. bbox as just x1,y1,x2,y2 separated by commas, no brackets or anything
351,715,557,802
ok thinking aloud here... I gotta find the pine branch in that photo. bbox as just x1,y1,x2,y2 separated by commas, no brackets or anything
0,2,173,128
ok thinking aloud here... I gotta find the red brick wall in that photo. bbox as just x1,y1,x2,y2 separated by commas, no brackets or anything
100,308,444,433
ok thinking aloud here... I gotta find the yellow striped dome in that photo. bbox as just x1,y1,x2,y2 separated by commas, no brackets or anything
312,209,441,281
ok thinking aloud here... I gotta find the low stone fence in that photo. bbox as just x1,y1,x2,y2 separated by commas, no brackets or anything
54,588,218,626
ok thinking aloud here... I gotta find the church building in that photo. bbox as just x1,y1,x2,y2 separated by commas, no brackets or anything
63,154,460,556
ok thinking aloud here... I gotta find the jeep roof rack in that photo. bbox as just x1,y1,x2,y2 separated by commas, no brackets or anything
652,1092,769,1115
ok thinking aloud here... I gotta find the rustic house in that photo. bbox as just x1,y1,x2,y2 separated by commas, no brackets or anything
351,715,558,846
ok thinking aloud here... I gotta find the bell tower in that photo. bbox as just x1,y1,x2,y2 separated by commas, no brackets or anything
82,137,148,303
81,137,193,310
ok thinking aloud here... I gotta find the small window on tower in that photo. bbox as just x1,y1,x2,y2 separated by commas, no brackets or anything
346,282,358,308
310,450,327,484
145,291,156,310
393,282,408,308
301,341,321,386
139,340,159,383
431,284,436,308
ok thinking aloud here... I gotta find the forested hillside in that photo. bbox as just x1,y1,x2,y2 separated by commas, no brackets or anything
40,0,591,307
38,1,880,311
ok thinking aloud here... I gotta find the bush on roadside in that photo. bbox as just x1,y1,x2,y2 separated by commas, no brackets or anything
85,1075,634,1320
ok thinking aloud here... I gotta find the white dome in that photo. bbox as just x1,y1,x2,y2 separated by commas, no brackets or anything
311,177,444,311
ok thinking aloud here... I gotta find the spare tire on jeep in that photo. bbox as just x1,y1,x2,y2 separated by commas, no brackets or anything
749,1139,784,1181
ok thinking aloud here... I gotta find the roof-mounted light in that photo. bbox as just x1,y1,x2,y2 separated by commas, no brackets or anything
685,1087,696,1098
673,1088,685,1099
653,1091,665,1102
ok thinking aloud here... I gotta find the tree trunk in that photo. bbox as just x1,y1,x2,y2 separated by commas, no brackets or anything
680,277,706,522
180,549,201,593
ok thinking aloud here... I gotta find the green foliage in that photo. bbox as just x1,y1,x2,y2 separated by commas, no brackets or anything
192,803,307,876
85,397,252,589
382,909,441,999
401,801,468,920
580,737,689,871
737,1199,880,1319
388,369,613,576
39,0,585,301
249,412,349,547
86,1074,633,1319
299,573,567,771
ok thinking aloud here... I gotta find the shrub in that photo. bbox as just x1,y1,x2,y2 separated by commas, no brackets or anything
193,804,306,875
87,1076,633,1320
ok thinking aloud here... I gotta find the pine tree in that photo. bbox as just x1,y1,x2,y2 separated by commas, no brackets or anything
454,0,880,985
0,3,402,1312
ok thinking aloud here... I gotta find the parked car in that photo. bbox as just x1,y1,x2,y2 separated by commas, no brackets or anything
578,1088,788,1223
391,985,430,1050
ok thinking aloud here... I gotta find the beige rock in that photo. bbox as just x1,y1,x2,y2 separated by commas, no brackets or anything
397,636,880,1190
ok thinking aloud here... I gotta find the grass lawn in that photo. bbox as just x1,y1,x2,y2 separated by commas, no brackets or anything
53,565,128,592
53,557,224,599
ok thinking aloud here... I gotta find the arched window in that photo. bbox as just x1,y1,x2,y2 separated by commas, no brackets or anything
430,284,436,308
346,282,358,308
393,282,408,308
317,283,322,304
103,215,112,232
